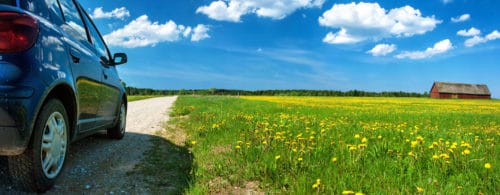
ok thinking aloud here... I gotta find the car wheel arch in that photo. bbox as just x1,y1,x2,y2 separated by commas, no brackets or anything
122,95,128,110
114,94,127,126
37,83,78,142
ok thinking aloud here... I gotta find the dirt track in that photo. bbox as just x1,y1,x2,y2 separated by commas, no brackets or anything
1,96,178,193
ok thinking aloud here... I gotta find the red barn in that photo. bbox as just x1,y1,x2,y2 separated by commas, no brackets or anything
430,82,491,99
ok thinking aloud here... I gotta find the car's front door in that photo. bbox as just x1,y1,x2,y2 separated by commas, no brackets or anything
79,6,121,127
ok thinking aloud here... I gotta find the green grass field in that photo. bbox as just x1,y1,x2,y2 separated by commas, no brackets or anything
127,95,161,102
168,96,499,194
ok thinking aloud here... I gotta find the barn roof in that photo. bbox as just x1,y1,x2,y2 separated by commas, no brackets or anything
432,82,491,95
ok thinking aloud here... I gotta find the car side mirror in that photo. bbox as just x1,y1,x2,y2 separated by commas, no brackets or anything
113,53,127,65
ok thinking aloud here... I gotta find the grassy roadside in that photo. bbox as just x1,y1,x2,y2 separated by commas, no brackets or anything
127,105,194,194
174,96,498,194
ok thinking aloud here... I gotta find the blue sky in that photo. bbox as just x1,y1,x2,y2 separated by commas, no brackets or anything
80,0,500,97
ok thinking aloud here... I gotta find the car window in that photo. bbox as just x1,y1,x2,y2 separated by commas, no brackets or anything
0,0,15,6
19,0,51,20
45,0,65,23
58,0,88,42
81,8,111,64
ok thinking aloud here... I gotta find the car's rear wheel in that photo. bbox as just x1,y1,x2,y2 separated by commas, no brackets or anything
7,99,68,192
107,102,126,139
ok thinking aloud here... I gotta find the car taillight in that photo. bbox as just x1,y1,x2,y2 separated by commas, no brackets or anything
0,12,39,53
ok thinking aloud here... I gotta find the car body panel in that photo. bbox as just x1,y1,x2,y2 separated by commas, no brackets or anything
0,0,127,155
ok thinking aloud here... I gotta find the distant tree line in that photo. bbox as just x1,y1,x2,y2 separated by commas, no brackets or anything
126,87,429,97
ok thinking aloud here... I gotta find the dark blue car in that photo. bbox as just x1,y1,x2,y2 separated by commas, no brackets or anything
0,0,127,192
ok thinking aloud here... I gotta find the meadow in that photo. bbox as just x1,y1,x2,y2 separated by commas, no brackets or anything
169,96,499,194
127,95,161,102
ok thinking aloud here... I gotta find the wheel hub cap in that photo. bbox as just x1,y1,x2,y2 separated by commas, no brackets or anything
41,112,67,179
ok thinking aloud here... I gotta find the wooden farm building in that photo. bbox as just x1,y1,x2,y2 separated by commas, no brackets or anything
430,82,491,99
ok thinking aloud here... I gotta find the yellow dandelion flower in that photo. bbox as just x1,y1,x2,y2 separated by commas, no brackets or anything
312,179,321,189
416,136,424,142
460,142,471,148
275,155,281,160
408,151,416,157
354,134,360,139
297,157,303,162
358,143,367,149
484,163,491,169
361,137,368,143
432,155,439,160
377,135,382,139
440,153,450,160
461,149,470,155
235,145,241,149
349,146,357,151
342,190,355,195
416,186,424,193
411,141,418,148
191,141,197,145
331,157,337,163
355,192,365,195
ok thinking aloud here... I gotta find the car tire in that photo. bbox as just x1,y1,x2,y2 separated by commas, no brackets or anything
7,99,69,192
107,102,126,139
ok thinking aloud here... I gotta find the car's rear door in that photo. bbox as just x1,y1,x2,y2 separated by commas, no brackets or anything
57,0,103,131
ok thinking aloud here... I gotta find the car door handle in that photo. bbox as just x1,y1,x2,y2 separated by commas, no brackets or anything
70,53,80,63
103,71,108,79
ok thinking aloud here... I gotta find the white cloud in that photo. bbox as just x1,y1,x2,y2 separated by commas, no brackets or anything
486,30,500,40
196,0,325,22
104,15,210,48
451,14,470,23
464,30,500,47
322,28,364,44
464,36,485,47
191,24,211,41
181,26,192,38
367,44,397,56
92,7,130,20
396,39,452,59
196,1,243,22
457,27,480,37
319,2,441,44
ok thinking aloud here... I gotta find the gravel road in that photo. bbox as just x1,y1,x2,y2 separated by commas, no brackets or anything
1,96,178,193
